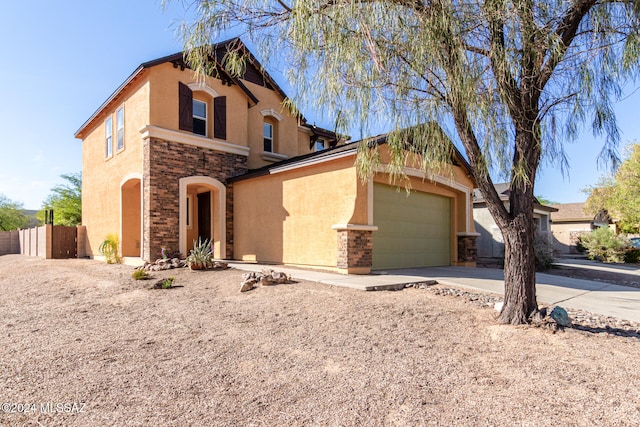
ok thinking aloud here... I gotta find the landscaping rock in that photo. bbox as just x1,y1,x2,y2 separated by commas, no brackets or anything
550,306,571,327
240,269,292,292
139,258,186,272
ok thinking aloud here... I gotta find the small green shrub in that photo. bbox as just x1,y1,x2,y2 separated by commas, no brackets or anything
99,234,121,264
132,269,150,280
575,237,587,253
161,277,175,289
580,228,629,263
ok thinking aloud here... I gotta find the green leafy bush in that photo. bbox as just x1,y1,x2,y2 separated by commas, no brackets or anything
580,227,629,263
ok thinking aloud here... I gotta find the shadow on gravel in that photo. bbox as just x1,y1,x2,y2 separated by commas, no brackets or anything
571,323,640,339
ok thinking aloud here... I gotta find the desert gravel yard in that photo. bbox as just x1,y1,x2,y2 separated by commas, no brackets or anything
1,255,640,426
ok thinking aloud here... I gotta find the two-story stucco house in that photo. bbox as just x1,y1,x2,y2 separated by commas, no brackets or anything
76,38,478,274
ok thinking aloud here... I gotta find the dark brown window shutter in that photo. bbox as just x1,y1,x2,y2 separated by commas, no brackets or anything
213,96,227,140
179,82,193,132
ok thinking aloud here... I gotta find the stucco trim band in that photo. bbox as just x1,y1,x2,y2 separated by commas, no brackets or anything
331,224,379,231
261,151,289,162
140,125,250,157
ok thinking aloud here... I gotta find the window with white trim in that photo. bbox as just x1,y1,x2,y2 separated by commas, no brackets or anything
116,107,124,151
314,139,326,152
263,122,274,152
105,116,112,158
193,99,207,136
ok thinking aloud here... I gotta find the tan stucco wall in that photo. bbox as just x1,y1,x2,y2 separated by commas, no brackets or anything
145,64,313,167
81,79,149,258
551,221,591,254
147,64,250,148
243,81,312,169
234,146,475,269
234,156,362,268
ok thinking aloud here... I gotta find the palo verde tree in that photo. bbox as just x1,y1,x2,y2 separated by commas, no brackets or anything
172,0,640,324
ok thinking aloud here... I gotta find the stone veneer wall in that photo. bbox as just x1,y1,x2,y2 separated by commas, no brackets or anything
457,235,478,262
336,229,373,271
143,137,247,261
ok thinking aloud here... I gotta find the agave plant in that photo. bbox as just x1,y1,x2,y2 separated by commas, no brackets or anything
185,237,213,270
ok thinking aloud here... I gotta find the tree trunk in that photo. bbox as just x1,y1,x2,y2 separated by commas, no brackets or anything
498,193,538,324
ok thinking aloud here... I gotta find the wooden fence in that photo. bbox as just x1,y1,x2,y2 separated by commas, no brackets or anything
0,225,86,259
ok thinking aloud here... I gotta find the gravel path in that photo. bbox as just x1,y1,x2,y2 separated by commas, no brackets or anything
1,255,639,426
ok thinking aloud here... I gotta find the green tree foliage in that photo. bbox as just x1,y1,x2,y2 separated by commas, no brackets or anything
580,226,629,263
39,173,82,226
173,0,640,324
535,196,557,206
585,143,640,233
0,194,30,231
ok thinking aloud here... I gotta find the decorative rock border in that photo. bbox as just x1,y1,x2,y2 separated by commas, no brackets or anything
136,258,229,272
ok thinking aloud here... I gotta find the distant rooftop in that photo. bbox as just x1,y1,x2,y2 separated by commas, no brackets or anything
549,203,591,222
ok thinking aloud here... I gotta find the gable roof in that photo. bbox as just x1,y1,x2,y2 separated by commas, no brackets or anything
472,183,510,203
473,183,558,212
75,37,336,141
549,202,591,222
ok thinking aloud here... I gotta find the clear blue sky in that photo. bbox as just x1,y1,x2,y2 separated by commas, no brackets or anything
1,1,638,209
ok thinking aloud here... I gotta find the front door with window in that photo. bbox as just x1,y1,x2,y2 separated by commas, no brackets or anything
197,191,212,243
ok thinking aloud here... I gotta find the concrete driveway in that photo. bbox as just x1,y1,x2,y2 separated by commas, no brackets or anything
390,266,640,323
229,261,640,323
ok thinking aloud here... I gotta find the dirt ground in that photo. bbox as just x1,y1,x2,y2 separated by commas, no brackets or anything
1,255,639,426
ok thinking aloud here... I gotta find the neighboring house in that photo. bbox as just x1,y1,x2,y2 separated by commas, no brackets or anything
76,38,478,274
473,183,557,258
548,203,612,254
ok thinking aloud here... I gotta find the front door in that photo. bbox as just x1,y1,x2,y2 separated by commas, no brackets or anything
197,191,212,243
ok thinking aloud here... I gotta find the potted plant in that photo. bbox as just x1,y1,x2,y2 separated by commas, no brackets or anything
185,237,213,270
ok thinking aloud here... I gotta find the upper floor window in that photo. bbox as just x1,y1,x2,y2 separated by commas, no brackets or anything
263,122,274,152
179,82,227,140
116,107,124,151
314,139,326,152
193,100,207,136
105,116,112,158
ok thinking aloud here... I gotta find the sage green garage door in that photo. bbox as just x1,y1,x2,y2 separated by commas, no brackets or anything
372,183,451,270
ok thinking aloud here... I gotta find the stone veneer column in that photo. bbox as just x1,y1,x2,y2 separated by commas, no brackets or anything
456,232,480,265
332,224,378,274
142,137,247,262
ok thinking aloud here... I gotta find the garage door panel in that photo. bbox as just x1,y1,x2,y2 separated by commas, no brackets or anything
373,184,451,269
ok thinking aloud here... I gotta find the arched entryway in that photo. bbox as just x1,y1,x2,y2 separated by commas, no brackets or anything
179,176,226,259
121,174,142,258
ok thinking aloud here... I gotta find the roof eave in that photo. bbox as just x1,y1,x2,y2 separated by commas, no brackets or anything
74,65,146,139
